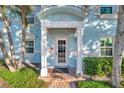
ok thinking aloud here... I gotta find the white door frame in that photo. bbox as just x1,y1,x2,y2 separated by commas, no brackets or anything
55,36,68,67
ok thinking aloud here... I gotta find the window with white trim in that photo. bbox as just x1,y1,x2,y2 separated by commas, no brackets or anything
100,7,112,14
25,41,34,54
100,37,113,56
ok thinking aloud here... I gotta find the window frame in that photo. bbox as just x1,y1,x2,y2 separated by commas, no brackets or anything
96,6,118,19
25,40,35,55
100,36,114,57
100,6,113,14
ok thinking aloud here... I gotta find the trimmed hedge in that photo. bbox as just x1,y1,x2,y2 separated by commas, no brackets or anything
77,81,112,88
84,57,124,76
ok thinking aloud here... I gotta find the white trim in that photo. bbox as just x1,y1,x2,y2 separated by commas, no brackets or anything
25,32,35,40
41,21,83,28
76,27,83,76
40,22,48,76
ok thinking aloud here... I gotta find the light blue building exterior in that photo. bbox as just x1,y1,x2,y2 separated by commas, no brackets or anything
0,5,118,76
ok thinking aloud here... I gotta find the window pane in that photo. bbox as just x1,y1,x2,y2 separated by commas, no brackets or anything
106,38,112,46
100,40,105,46
26,41,34,47
26,48,34,53
26,48,30,53
25,41,34,53
101,48,112,56
101,48,106,56
106,48,112,56
100,37,113,47
100,7,112,14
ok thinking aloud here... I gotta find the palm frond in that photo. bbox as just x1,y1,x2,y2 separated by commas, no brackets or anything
7,6,21,18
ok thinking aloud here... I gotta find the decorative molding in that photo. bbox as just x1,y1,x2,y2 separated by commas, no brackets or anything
38,6,87,20
25,32,35,40
40,20,83,28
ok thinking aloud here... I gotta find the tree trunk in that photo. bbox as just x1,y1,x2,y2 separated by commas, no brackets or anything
112,35,123,87
3,16,17,67
0,6,16,67
19,6,26,69
112,5,124,88
0,31,15,72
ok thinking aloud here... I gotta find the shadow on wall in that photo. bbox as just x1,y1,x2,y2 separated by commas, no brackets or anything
82,13,117,56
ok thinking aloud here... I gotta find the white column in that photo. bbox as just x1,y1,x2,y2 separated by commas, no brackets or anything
40,21,48,76
76,27,83,77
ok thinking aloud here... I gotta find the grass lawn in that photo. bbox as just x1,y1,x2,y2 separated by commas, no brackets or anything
77,81,113,88
0,62,47,88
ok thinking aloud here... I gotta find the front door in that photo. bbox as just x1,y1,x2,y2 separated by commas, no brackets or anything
55,38,68,67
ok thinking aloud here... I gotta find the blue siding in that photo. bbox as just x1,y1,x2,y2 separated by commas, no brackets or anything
83,13,117,56
0,5,118,68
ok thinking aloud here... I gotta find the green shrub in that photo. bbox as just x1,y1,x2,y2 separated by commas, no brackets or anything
77,81,112,88
0,66,47,88
84,57,124,76
120,81,124,87
121,58,124,75
0,59,4,65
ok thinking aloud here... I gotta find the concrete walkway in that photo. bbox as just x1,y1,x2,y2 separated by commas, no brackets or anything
38,72,86,88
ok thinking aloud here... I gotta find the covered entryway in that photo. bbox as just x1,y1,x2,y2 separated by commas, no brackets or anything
40,21,83,76
37,6,87,77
